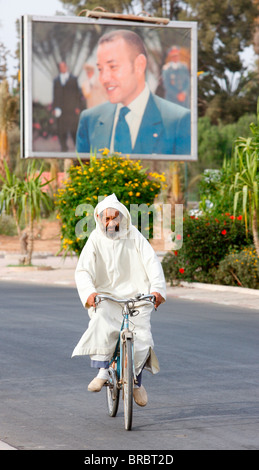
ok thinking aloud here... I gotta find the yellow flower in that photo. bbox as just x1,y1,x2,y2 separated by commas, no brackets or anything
128,191,133,196
56,213,60,219
100,147,110,156
136,192,140,197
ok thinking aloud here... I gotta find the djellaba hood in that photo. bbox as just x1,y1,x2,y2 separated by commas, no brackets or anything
94,193,131,239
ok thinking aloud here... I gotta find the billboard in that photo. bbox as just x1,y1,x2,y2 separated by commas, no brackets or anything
21,15,197,161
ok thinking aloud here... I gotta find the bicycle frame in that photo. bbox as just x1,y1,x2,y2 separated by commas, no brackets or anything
95,293,155,384
94,293,155,429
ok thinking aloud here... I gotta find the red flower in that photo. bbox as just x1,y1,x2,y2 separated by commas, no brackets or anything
230,215,235,220
225,212,230,216
179,268,185,274
221,229,227,235
237,215,242,220
174,251,178,256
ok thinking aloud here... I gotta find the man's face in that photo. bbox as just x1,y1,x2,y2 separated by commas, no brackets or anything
97,37,146,106
59,62,68,73
98,208,121,237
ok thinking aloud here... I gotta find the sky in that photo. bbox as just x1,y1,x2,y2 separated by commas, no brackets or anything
0,0,67,77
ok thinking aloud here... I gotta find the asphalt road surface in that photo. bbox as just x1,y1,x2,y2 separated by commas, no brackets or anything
0,281,259,451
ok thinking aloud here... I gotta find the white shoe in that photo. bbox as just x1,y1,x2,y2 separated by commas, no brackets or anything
88,377,107,392
88,368,109,392
133,385,148,406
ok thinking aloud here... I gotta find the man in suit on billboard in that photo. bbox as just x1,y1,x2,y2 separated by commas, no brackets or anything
76,30,191,156
53,61,83,151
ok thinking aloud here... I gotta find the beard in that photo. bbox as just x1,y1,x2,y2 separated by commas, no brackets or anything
105,224,120,239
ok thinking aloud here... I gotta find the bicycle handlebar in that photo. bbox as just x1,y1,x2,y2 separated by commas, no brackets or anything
95,293,156,306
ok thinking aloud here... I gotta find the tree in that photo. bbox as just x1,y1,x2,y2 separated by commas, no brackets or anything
21,161,54,265
59,0,134,15
177,0,259,123
0,160,23,240
0,160,53,265
0,43,19,176
231,110,259,257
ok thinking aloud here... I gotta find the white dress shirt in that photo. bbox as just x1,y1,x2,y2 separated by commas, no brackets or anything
59,71,69,85
110,83,150,152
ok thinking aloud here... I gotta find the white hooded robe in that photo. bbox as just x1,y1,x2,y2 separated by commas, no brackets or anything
72,194,166,375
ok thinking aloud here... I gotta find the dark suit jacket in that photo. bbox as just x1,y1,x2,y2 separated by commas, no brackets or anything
76,93,191,155
53,74,83,131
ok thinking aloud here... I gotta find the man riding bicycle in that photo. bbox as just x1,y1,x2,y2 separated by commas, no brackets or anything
72,193,166,407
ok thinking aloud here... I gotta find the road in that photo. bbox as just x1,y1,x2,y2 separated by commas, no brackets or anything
0,281,259,450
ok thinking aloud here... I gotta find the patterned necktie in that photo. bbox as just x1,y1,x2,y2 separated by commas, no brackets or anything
114,106,132,153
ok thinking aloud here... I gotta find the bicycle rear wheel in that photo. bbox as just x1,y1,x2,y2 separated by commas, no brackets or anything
106,365,120,417
122,337,133,430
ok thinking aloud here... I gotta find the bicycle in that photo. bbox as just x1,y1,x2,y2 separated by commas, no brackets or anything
94,293,156,431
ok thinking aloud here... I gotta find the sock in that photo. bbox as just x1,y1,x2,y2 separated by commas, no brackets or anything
97,368,109,380
134,371,142,388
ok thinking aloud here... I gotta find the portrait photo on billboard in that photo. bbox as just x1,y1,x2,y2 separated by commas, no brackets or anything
21,15,197,161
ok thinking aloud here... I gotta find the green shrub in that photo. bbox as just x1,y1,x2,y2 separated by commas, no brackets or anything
162,213,253,285
162,249,186,286
0,214,17,236
214,246,259,289
55,152,167,255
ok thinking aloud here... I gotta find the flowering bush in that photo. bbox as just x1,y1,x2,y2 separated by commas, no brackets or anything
162,212,253,285
55,151,166,255
215,246,259,289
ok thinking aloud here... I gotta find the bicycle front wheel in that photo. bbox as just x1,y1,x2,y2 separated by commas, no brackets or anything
122,337,134,430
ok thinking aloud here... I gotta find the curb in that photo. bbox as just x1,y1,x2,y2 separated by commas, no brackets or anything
177,281,259,296
165,281,259,311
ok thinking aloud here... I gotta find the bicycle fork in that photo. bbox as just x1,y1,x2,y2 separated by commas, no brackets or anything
119,307,137,387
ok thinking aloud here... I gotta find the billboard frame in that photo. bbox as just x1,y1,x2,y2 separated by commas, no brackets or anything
20,14,197,161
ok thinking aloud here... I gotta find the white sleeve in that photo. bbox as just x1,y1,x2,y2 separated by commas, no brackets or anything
135,228,167,301
75,233,97,308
